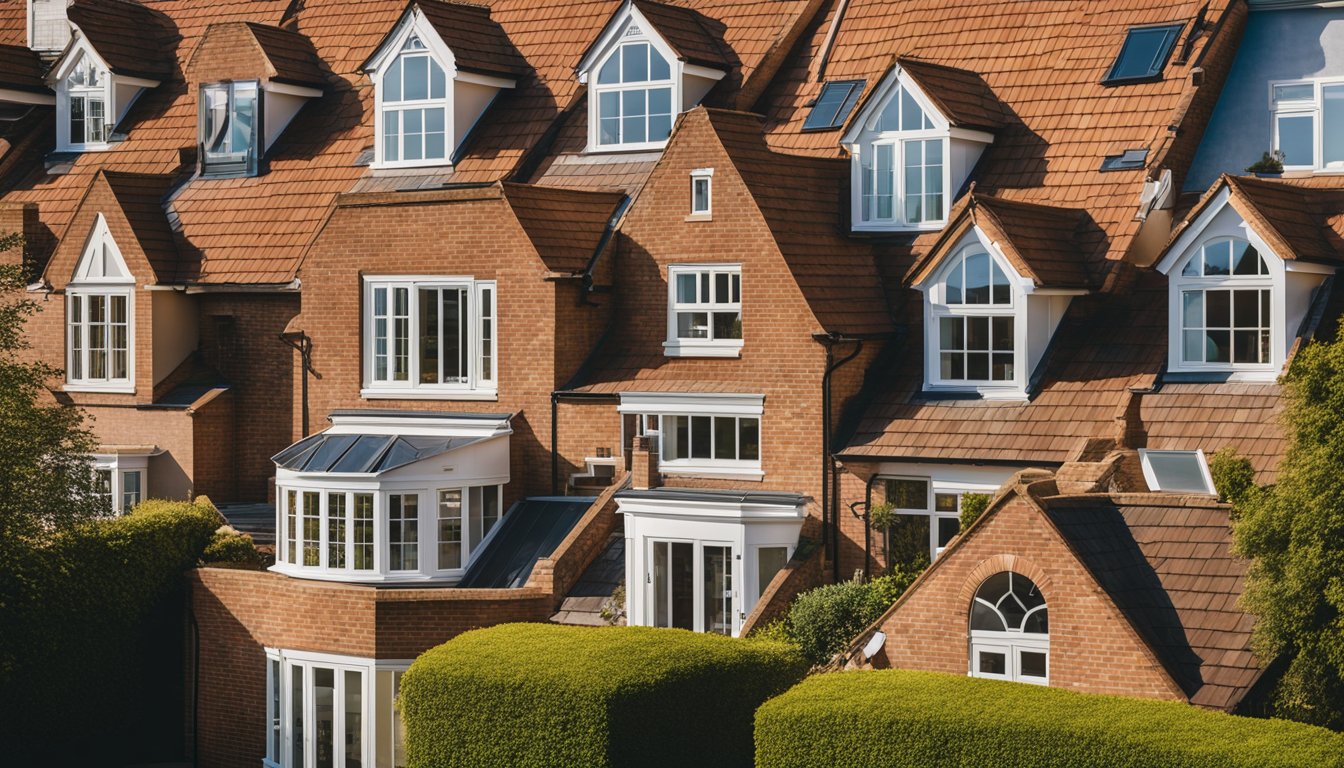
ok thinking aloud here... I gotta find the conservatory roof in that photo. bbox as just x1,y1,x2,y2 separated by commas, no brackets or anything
271,432,488,474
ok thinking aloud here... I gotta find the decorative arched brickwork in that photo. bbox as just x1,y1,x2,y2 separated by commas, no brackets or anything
958,553,1053,607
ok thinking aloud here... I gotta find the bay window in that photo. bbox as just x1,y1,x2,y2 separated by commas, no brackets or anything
1271,79,1344,171
264,649,409,768
592,37,674,150
665,264,742,357
363,278,497,397
200,80,260,177
1175,238,1273,369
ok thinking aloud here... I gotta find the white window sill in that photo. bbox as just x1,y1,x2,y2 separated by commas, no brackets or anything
369,159,454,171
587,141,669,154
685,213,712,222
360,387,498,401
923,382,1027,401
63,382,136,395
1166,367,1280,383
659,464,764,481
852,221,945,234
663,340,743,358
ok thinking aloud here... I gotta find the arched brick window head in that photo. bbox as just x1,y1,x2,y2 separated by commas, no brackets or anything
969,571,1049,684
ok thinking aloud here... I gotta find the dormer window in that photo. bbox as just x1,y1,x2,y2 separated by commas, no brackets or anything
1176,239,1272,368
66,214,135,394
364,3,523,170
930,246,1016,385
381,36,449,165
577,1,729,153
595,35,674,149
66,53,108,146
201,81,259,177
842,61,1001,233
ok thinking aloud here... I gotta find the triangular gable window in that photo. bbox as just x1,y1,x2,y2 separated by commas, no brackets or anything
71,214,133,284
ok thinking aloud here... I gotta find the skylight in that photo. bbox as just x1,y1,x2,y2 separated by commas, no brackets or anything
1139,449,1216,494
1104,24,1182,84
802,80,864,131
1100,148,1149,172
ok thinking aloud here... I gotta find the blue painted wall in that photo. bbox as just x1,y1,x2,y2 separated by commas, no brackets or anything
1185,8,1344,192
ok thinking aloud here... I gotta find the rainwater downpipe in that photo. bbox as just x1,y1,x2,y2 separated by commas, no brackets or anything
819,334,863,583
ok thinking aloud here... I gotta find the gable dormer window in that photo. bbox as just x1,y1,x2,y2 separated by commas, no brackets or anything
381,36,449,165
1177,238,1272,368
65,52,109,147
594,32,674,149
930,246,1016,385
201,81,260,177
66,214,135,393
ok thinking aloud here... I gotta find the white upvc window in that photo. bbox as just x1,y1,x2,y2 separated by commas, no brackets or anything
1270,79,1344,171
689,167,713,218
362,277,497,399
881,477,965,562
925,245,1019,392
263,649,410,768
378,35,450,168
968,571,1049,686
200,80,260,177
590,32,675,151
277,484,504,581
853,82,948,230
66,52,109,148
91,453,148,515
66,214,135,394
664,264,742,358
1173,238,1276,373
619,393,763,479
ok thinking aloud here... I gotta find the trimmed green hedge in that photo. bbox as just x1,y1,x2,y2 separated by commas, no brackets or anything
0,498,221,764
400,623,809,768
755,670,1344,768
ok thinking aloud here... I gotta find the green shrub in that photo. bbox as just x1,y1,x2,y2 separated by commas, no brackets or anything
1209,447,1258,506
785,571,916,666
202,525,264,565
400,623,808,768
755,670,1344,768
959,492,991,529
0,498,220,764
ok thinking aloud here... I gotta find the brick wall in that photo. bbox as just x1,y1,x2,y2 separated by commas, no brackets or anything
870,488,1183,702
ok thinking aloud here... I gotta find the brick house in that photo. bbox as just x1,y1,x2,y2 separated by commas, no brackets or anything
3,0,1342,763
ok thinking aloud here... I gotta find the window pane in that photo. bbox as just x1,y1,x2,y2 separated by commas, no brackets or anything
424,108,446,160
121,471,141,511
990,258,1010,304
483,486,502,536
290,665,304,768
964,251,990,303
649,47,670,80
936,516,960,548
900,87,923,132
69,95,85,143
622,90,646,143
354,493,374,570
966,317,990,351
756,546,788,601
438,489,462,570
875,143,894,219
1232,242,1266,276
1206,330,1230,363
328,493,346,569
676,272,697,303
940,352,963,380
649,88,672,141
286,489,297,564
664,415,688,460
1325,85,1344,167
692,178,709,213
270,659,281,761
1278,114,1315,167
1274,83,1314,102
418,288,440,384
1020,651,1048,678
403,54,429,100
389,494,418,571
1233,289,1260,328
713,416,736,459
232,84,257,159
479,287,494,383
429,58,446,100
888,513,931,564
303,492,320,566
991,316,1013,351
385,57,402,101
738,418,759,461
703,545,733,635
392,288,409,381
1108,25,1178,81
598,47,620,85
939,316,962,350
885,479,928,510
677,311,708,339
1206,290,1230,327
690,415,711,459
1182,290,1203,329
345,670,363,768
315,667,335,768
967,352,990,380
715,272,730,303
1183,329,1204,363
1203,240,1230,276
712,312,740,340
622,43,649,82
599,92,620,144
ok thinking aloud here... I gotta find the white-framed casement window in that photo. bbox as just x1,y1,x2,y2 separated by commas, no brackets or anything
200,80,260,177
664,264,742,358
362,277,497,399
969,571,1049,685
378,35,450,168
263,649,411,768
590,30,675,151
91,452,148,515
1270,79,1344,171
851,82,947,230
619,393,763,479
64,51,109,148
688,167,713,219
882,477,964,563
66,214,135,394
926,245,1018,391
1173,238,1275,373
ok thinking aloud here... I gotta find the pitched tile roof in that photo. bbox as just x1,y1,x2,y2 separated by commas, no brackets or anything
1138,382,1286,484
1045,493,1261,711
99,170,184,282
907,191,1096,290
705,107,891,335
414,0,530,79
631,0,733,70
501,181,626,274
892,57,1010,132
1180,174,1344,267
0,45,52,95
241,23,328,88
67,0,178,81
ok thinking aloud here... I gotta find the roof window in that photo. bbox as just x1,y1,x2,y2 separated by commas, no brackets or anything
1139,449,1215,494
1100,148,1148,172
802,80,864,131
1104,24,1182,84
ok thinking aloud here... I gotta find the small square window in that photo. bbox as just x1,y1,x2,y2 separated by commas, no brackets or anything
1104,24,1183,84
802,80,865,131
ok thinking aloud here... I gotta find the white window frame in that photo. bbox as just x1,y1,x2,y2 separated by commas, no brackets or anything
263,648,411,768
846,79,952,232
1168,236,1282,379
49,40,159,153
361,276,498,400
1138,449,1217,494
275,482,505,583
968,572,1049,686
373,34,453,169
618,392,763,479
880,475,967,562
921,241,1028,397
688,167,713,219
199,80,261,177
59,50,111,151
65,214,135,394
664,263,743,358
585,22,680,153
91,453,148,515
646,537,737,635
1268,77,1344,172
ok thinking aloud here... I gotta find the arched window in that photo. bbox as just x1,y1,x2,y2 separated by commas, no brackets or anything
968,571,1048,684
931,246,1016,384
857,81,945,227
380,35,448,165
593,31,674,148
1176,238,1271,367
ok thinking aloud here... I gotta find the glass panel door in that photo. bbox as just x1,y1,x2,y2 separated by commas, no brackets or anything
651,540,693,630
315,667,335,768
703,545,734,635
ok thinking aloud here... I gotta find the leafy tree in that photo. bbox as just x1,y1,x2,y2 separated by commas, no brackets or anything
0,235,103,554
1209,447,1257,507
1234,340,1344,729
958,492,992,529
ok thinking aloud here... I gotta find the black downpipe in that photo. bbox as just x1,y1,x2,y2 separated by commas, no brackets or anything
550,392,559,496
820,336,863,583
279,331,316,437
863,473,878,579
